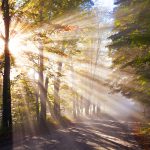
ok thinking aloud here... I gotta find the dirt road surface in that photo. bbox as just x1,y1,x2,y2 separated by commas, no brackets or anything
0,118,142,150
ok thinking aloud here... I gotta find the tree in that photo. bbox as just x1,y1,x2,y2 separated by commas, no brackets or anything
23,0,93,122
1,0,12,131
0,0,94,132
109,0,150,107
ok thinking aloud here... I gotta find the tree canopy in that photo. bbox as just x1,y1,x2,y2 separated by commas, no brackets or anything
109,0,150,105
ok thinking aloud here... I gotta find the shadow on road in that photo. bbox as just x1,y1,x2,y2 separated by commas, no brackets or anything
0,117,141,150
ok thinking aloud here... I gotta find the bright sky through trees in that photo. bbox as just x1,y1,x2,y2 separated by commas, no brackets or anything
93,0,114,10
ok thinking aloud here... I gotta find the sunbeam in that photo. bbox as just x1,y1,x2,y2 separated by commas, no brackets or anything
0,0,148,150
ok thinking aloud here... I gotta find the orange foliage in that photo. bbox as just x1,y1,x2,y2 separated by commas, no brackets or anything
54,24,78,32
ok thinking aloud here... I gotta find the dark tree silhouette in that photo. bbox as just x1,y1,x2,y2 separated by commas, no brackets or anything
2,0,12,131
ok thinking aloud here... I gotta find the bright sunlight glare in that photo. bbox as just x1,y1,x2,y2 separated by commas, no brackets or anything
0,36,24,56
93,0,114,10
9,37,22,56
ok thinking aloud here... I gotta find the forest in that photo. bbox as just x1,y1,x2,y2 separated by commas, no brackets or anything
0,0,150,150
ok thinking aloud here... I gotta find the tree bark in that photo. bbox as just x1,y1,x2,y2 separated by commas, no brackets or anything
76,98,80,117
35,84,39,122
2,0,12,130
93,104,96,115
73,99,77,118
38,1,47,126
44,76,49,115
54,62,62,119
39,44,46,125
97,104,101,117
85,100,90,116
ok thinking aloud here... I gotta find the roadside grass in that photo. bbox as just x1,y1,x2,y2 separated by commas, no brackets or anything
134,122,150,150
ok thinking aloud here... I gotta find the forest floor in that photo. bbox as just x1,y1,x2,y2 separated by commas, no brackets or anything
0,116,142,150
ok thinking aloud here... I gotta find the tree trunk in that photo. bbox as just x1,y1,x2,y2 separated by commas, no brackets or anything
79,98,82,116
2,0,12,131
97,104,101,117
38,1,47,126
54,62,62,119
39,45,46,125
35,85,39,122
85,100,90,116
73,99,77,118
93,104,96,115
44,76,49,115
76,98,80,117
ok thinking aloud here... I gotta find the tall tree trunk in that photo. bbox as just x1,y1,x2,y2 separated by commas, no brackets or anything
39,45,46,125
85,100,90,116
44,77,49,102
44,76,49,116
97,104,101,117
38,1,47,126
76,97,80,117
73,98,77,118
35,83,39,122
93,104,96,115
54,62,62,119
80,96,84,116
2,0,12,130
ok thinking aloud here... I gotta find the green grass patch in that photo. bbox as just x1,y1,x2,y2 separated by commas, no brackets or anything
140,123,150,135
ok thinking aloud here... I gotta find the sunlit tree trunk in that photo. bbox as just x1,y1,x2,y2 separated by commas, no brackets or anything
44,76,49,113
73,98,77,118
93,104,96,115
39,44,46,125
80,96,84,116
85,100,90,116
2,0,12,131
38,1,47,126
35,82,39,122
97,104,101,116
70,59,77,118
76,94,81,117
54,62,62,119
